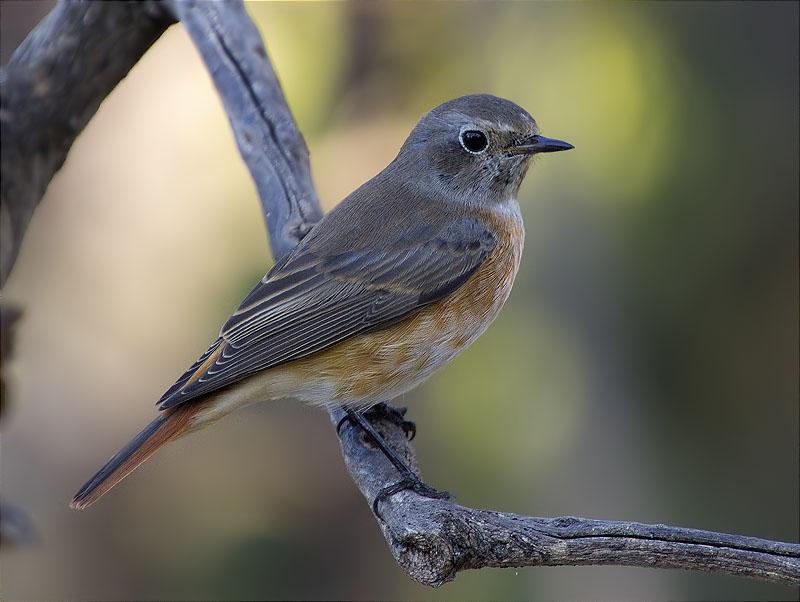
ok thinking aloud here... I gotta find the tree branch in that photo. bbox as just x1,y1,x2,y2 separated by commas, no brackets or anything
0,0,174,286
2,0,797,590
330,405,800,586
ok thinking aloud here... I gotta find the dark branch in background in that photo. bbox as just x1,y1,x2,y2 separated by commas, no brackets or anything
1,0,798,589
0,1,174,286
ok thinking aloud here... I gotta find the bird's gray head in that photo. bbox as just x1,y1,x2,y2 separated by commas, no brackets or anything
396,94,573,204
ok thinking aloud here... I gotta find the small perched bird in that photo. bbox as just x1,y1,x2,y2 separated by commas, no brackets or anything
70,94,573,509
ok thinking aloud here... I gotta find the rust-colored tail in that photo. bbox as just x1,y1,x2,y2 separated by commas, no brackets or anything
70,403,203,509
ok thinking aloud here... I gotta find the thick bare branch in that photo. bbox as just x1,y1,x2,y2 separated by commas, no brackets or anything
2,0,797,590
0,0,173,286
330,406,800,586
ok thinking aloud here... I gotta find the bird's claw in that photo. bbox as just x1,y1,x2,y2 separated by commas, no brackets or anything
363,402,417,441
372,477,454,518
336,402,416,441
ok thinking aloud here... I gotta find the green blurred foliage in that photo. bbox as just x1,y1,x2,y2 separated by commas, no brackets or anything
2,2,797,601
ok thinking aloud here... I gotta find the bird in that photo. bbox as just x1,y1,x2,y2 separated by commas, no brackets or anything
70,94,573,510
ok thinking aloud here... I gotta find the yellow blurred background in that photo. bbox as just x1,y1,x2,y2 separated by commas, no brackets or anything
1,2,797,600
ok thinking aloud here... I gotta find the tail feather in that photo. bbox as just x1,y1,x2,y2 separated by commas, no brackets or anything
70,403,202,509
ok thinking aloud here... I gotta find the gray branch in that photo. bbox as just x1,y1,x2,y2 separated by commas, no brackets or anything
2,0,798,590
330,405,800,586
0,0,174,286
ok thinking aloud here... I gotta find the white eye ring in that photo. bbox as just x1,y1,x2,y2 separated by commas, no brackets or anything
459,129,489,154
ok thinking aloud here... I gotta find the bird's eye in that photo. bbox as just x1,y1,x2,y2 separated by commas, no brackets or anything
460,130,488,153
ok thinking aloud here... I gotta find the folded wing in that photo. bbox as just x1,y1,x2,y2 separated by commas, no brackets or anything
157,216,496,410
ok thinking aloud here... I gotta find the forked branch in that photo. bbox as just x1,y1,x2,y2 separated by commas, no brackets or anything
2,0,798,589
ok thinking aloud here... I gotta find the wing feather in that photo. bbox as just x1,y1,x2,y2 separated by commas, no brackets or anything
157,215,496,410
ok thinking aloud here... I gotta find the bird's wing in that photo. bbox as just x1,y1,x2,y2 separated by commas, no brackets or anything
156,215,496,410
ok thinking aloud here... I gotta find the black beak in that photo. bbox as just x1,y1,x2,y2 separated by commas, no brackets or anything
508,135,574,155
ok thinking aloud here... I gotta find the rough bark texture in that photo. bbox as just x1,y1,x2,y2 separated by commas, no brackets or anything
330,405,800,586
1,0,798,590
0,0,174,286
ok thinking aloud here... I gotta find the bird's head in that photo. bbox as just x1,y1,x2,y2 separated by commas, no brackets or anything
397,94,573,203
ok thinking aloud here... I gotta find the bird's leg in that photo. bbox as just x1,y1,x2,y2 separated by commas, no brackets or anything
337,407,453,517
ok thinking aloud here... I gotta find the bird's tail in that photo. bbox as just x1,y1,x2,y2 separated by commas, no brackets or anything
70,403,204,510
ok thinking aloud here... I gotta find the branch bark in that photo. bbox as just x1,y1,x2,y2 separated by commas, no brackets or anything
330,403,800,586
2,0,798,590
0,0,174,286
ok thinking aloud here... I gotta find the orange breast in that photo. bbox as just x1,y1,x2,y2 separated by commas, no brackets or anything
287,200,526,406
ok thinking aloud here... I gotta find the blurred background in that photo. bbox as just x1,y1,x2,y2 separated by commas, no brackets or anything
1,1,797,600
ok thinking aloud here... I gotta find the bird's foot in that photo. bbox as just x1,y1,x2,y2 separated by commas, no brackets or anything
336,406,453,520
363,402,416,440
335,402,415,441
373,477,454,517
